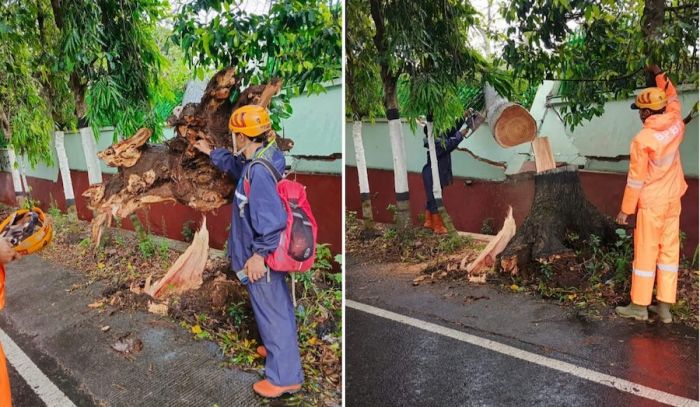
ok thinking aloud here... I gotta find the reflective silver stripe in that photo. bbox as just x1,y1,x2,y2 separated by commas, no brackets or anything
235,190,248,218
653,121,683,144
657,264,679,273
633,269,655,278
235,190,248,203
651,151,678,167
626,177,644,189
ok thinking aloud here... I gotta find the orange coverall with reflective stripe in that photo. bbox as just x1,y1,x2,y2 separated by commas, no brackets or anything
0,264,10,406
621,73,687,306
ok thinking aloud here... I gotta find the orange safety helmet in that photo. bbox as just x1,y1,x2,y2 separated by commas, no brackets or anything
228,105,272,137
631,87,667,111
0,207,52,255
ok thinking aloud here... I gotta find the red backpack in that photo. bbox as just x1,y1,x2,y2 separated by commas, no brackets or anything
243,159,318,272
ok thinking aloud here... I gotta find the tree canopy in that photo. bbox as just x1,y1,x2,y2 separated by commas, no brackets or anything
0,0,173,166
345,0,383,120
172,0,342,130
501,0,699,129
346,0,516,135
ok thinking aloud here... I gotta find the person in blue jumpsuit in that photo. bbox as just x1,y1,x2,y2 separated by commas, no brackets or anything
421,110,474,234
194,105,303,398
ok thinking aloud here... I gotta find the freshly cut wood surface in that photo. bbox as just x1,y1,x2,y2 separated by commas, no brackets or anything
484,84,537,148
146,217,209,298
493,105,537,147
532,137,556,173
463,206,516,276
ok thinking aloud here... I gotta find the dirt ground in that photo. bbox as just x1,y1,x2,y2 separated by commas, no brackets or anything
346,211,699,329
2,204,341,406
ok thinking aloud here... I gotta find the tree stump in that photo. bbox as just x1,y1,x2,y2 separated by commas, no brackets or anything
499,166,616,276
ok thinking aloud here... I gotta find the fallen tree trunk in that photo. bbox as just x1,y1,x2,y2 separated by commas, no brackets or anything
84,67,291,246
498,166,616,277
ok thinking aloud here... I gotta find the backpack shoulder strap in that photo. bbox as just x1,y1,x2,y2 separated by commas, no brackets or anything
245,158,282,182
243,158,283,196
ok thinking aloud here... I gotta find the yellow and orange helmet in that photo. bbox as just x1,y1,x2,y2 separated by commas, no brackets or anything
0,207,52,255
228,105,272,137
631,87,667,111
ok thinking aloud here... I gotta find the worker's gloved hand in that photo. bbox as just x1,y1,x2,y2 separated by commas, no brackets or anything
245,253,267,283
0,238,19,264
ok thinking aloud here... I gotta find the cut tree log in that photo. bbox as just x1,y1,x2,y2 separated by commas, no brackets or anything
484,84,537,148
84,68,292,246
498,166,616,276
462,206,516,278
532,136,556,173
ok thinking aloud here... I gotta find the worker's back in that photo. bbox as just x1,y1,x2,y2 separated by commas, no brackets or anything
634,75,687,209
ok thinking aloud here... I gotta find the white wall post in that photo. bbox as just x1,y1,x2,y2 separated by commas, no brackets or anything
79,127,103,185
6,147,24,201
54,131,76,207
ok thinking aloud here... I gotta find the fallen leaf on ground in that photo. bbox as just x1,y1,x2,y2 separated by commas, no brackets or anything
191,324,202,334
88,300,105,308
101,325,111,332
469,274,487,284
412,275,428,286
148,302,168,316
111,333,143,354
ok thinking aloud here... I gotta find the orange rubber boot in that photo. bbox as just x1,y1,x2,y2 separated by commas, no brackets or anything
253,379,302,398
423,210,433,229
256,346,267,358
431,213,447,234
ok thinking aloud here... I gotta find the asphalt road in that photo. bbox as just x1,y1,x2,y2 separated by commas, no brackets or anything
345,255,699,407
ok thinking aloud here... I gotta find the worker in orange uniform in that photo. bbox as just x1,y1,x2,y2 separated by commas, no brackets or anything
0,238,20,406
615,64,687,323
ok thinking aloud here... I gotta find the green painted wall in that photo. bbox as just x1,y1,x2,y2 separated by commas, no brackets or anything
347,81,699,180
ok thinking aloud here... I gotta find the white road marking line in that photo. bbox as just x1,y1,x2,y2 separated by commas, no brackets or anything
0,327,76,407
347,299,697,407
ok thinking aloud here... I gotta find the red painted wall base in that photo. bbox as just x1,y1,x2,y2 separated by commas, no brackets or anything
1,170,342,257
346,166,699,258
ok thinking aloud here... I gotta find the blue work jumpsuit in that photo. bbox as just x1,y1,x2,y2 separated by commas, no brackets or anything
210,144,304,387
422,118,467,213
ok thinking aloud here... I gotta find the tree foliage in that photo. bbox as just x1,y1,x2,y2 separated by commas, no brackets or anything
501,0,699,129
58,0,168,140
173,0,341,93
0,0,72,165
0,0,171,167
345,0,383,120
350,0,517,136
